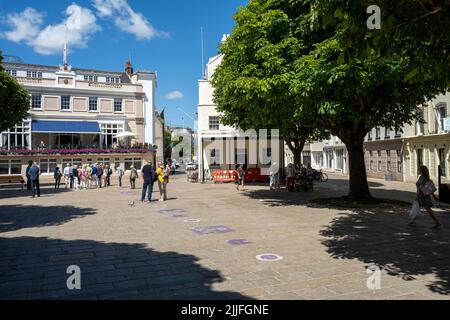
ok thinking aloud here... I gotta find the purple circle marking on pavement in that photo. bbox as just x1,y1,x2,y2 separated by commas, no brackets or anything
184,219,201,223
158,209,187,214
172,214,188,218
228,239,252,246
256,253,283,262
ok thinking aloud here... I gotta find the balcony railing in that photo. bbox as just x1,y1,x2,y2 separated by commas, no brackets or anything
0,147,156,156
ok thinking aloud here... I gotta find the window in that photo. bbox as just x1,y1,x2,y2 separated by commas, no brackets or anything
209,148,220,167
124,158,142,171
31,94,42,109
416,110,425,135
325,149,333,168
386,150,391,172
377,151,382,171
114,99,122,112
385,128,390,139
367,130,372,141
375,128,381,140
6,70,17,77
97,158,111,166
209,116,220,130
1,120,31,150
369,151,374,170
436,103,447,132
60,96,71,110
100,123,124,148
0,160,22,175
394,129,402,138
417,149,423,172
26,71,42,78
106,76,121,84
84,75,98,83
39,159,57,175
89,97,98,111
397,150,403,173
438,148,446,177
336,149,344,171
235,148,247,166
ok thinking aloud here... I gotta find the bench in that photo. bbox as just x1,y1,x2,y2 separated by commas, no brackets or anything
0,175,25,191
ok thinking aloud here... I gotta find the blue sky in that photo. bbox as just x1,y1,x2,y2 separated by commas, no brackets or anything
0,0,248,129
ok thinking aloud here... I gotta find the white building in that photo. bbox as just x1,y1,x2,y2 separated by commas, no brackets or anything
197,36,281,182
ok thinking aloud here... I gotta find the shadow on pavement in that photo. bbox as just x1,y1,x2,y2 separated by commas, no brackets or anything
0,236,251,300
313,200,450,295
0,205,97,233
0,186,72,200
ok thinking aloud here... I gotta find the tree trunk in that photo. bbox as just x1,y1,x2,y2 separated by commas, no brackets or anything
340,133,372,200
285,137,305,167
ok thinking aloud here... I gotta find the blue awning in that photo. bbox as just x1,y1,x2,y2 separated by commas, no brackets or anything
32,120,101,134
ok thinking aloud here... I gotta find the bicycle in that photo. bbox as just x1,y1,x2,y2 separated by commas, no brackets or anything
313,169,328,182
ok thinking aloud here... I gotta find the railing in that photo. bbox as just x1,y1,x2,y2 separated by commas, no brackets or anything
0,148,156,156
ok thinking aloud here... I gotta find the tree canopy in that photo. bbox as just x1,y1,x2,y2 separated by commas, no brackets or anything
0,51,31,133
212,0,450,199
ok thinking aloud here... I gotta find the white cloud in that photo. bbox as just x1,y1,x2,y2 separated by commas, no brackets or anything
2,4,100,55
164,90,184,100
2,8,44,43
92,0,169,40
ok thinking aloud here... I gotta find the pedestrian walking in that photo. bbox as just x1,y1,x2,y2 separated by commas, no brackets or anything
116,165,124,188
97,164,104,188
409,165,442,229
105,164,112,186
91,163,99,188
286,163,295,192
141,161,156,202
269,162,280,190
235,165,245,191
72,165,79,190
130,165,138,189
86,164,93,189
63,163,71,189
28,162,41,198
156,161,169,201
25,160,33,190
54,166,62,190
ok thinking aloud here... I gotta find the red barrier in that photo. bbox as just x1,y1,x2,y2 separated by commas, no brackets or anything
212,168,269,183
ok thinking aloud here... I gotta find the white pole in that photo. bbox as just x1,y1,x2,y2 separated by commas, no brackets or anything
201,27,205,79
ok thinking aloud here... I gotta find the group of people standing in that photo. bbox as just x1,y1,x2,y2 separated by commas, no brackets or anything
25,159,172,202
53,163,114,191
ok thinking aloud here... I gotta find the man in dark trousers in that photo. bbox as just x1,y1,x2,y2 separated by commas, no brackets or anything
141,160,156,203
28,162,41,198
25,160,33,190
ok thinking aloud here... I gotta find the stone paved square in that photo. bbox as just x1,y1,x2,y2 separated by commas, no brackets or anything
1,173,449,300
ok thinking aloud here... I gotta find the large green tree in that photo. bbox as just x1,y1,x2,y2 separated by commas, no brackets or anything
212,0,450,199
0,51,30,133
212,1,330,166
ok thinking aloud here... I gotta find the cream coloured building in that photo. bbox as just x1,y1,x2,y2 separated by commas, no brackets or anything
0,59,160,175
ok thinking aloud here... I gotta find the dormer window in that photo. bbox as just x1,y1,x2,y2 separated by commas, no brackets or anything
106,76,121,84
26,71,42,78
6,70,17,77
84,75,98,83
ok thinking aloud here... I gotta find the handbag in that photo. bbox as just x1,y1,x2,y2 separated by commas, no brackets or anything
409,200,421,219
419,180,437,196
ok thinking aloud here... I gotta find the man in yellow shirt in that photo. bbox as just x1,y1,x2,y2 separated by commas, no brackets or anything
156,161,169,201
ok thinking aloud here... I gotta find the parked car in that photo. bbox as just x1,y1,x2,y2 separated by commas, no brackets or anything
185,161,198,171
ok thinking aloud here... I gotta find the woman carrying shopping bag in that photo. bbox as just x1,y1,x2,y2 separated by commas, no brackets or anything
409,165,442,229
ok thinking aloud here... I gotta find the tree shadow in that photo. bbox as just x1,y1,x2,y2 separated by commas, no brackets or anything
242,177,419,207
0,187,72,200
0,205,96,233
310,200,450,295
0,236,251,300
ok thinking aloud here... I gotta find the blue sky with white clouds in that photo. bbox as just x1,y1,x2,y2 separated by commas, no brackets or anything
0,0,247,129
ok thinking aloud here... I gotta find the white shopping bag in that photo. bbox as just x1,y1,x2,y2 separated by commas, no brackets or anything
409,200,421,219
